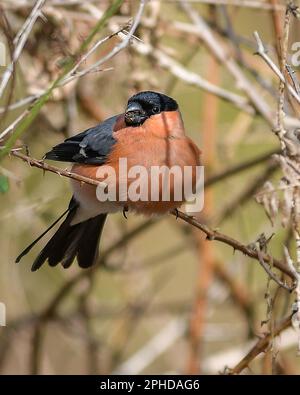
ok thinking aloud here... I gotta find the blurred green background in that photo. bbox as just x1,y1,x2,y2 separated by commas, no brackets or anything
0,0,299,375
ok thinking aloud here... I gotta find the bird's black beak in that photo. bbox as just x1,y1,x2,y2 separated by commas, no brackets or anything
125,102,147,126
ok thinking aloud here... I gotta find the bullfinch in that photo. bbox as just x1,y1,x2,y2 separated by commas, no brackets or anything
16,91,201,271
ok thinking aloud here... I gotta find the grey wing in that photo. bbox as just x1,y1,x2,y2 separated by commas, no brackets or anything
44,115,121,165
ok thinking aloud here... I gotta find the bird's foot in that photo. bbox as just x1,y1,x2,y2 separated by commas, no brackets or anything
123,206,129,219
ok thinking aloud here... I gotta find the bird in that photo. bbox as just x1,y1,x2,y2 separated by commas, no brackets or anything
16,91,201,271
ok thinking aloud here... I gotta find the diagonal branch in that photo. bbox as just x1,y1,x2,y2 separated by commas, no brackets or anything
11,150,101,187
11,150,294,280
123,36,254,114
171,210,295,279
0,0,46,99
229,314,292,374
253,31,300,106
180,0,274,126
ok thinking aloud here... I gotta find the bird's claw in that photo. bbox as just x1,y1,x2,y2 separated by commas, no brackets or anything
123,206,129,219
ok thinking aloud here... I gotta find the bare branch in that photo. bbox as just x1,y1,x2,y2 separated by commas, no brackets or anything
180,0,275,125
116,32,254,114
0,0,46,99
172,209,295,279
253,31,300,106
229,314,293,374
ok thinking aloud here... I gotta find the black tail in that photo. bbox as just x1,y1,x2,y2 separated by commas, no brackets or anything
16,198,107,271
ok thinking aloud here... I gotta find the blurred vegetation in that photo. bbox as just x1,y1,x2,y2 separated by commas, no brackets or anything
0,0,300,375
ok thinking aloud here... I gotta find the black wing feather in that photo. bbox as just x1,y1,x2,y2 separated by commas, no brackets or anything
45,115,119,165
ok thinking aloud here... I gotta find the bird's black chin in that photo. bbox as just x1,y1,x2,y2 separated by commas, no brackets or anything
125,114,148,127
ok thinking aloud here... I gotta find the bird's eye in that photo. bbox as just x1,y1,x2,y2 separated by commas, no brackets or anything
152,106,160,114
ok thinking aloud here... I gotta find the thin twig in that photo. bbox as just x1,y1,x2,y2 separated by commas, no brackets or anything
254,31,300,106
257,248,293,291
229,314,292,374
171,210,295,279
277,5,291,144
180,0,275,126
284,247,300,355
119,33,254,114
205,148,280,187
286,64,300,96
11,150,101,187
67,0,147,83
0,0,46,99
0,109,29,141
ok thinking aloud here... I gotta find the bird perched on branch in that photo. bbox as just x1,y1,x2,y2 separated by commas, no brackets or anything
16,91,201,271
